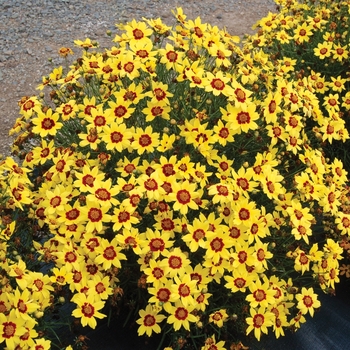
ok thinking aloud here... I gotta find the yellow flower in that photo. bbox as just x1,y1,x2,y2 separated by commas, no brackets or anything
331,44,349,62
112,204,139,232
56,100,79,121
131,126,160,155
293,22,313,43
205,229,234,264
313,41,333,59
158,43,185,71
246,306,274,341
33,338,52,350
164,301,198,331
171,274,200,308
94,237,127,270
209,309,229,328
136,304,166,337
167,180,199,215
204,71,235,97
246,278,276,309
296,287,321,317
32,108,63,137
87,275,113,301
224,264,255,293
182,215,209,252
72,293,106,329
208,42,232,68
142,100,171,122
74,37,95,49
0,310,27,349
223,102,259,134
105,97,135,123
139,228,173,258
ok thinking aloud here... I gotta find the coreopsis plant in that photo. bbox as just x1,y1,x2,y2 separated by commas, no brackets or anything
0,5,350,350
245,0,350,167
244,0,350,288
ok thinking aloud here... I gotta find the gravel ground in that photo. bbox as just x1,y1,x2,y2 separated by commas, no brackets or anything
0,0,277,157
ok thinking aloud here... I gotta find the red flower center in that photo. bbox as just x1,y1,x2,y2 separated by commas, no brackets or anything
88,208,102,222
234,277,246,289
111,131,123,143
179,283,190,297
81,302,94,318
238,208,250,220
168,255,182,269
114,105,127,117
303,295,313,308
157,288,170,302
103,246,117,260
143,314,156,327
210,237,224,252
139,134,152,147
253,314,264,328
236,112,250,124
95,188,111,201
42,118,55,130
118,210,130,223
3,322,16,338
161,218,175,231
149,238,165,252
253,289,266,302
175,307,188,320
211,78,225,90
176,189,191,204
193,229,205,242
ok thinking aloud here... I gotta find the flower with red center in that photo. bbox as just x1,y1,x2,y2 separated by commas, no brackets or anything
87,275,112,301
167,180,200,215
13,288,39,321
32,108,63,138
209,309,229,328
132,125,160,155
95,237,127,270
144,258,170,286
208,182,233,205
143,100,171,122
164,301,197,331
246,306,274,341
112,204,139,231
213,119,234,146
205,230,234,264
140,228,173,259
136,304,166,337
148,283,179,305
28,272,55,301
56,100,78,121
0,310,27,349
72,293,106,329
224,264,255,293
101,122,133,152
246,279,276,309
161,248,190,278
223,103,259,134
204,71,234,97
182,216,209,252
159,43,184,70
296,287,321,317
171,275,199,307
138,174,166,201
332,44,349,62
82,202,112,233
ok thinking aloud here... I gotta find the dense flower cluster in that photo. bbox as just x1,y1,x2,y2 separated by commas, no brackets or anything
0,3,349,349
